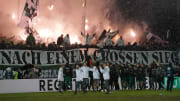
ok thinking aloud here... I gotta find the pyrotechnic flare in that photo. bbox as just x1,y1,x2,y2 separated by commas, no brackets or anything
12,12,16,20
130,30,136,37
48,5,54,11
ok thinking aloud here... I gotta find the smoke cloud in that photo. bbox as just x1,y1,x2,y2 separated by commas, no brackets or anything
0,0,146,44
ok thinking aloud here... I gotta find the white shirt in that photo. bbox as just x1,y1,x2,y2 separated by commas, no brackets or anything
80,66,92,78
116,38,124,46
97,41,103,48
92,66,100,79
58,68,64,81
76,68,83,81
64,36,70,45
86,36,94,45
100,66,110,80
105,37,113,46
81,34,94,45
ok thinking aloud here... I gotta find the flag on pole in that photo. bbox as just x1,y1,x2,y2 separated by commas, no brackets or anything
18,0,39,28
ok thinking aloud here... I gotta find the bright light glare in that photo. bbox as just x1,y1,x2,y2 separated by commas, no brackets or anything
12,12,16,20
48,5,54,11
70,36,80,44
38,29,53,38
130,30,136,37
85,19,88,23
85,25,88,30
19,31,27,41
18,18,82,44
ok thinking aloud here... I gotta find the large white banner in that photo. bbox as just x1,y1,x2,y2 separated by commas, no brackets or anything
0,49,176,66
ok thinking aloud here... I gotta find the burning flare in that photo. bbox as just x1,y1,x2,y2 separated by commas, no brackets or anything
48,5,54,11
130,29,136,37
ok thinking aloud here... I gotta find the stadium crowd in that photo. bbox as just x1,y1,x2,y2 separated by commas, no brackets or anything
0,29,179,51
